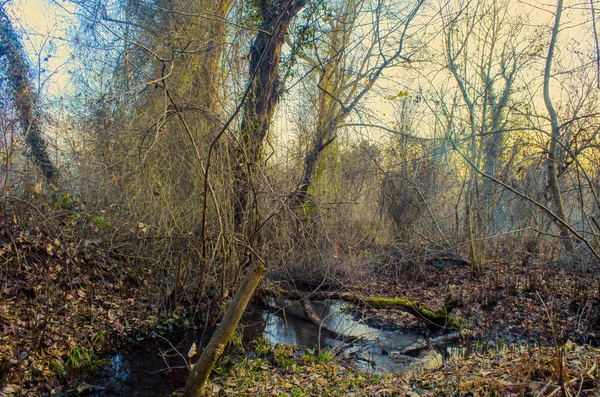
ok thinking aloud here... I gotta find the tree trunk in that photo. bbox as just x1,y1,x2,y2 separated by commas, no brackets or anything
542,0,575,253
183,261,265,397
233,0,307,232
0,8,57,183
297,130,335,203
271,290,460,331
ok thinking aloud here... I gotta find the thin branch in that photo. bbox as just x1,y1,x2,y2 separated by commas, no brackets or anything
451,141,600,261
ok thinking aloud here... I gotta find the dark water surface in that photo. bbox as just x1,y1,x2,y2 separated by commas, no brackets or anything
84,300,424,396
243,300,421,374
82,331,195,396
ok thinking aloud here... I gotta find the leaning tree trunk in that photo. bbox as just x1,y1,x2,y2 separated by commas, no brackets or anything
232,0,307,232
183,261,265,397
0,8,57,183
184,2,306,396
542,0,574,253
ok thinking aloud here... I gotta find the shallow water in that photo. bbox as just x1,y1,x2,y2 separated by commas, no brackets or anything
243,300,422,374
82,331,195,396
85,300,424,395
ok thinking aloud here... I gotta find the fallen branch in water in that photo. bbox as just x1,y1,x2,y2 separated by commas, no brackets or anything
267,290,460,331
399,332,460,354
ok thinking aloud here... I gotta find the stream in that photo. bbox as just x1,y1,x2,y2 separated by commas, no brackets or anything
83,300,428,396
243,299,423,374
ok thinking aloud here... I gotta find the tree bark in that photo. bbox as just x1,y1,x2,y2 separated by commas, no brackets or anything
542,0,575,253
183,261,265,397
271,290,460,331
233,0,307,232
0,8,57,183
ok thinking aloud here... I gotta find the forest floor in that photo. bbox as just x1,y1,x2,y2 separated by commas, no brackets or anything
348,252,600,346
1,210,599,396
0,214,160,395
208,338,599,396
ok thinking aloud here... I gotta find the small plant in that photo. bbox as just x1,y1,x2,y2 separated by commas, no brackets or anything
49,358,66,378
251,358,268,372
92,330,107,347
93,214,108,228
368,374,382,385
66,345,104,370
277,355,295,370
213,355,232,377
340,377,361,390
316,351,331,363
51,192,76,210
253,336,271,357
301,353,315,364
229,328,243,349
232,357,250,377
274,344,295,370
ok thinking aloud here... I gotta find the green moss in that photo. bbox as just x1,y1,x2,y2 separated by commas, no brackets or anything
364,296,460,329
363,297,416,308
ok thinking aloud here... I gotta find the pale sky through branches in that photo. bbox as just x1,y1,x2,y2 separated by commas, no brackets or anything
7,0,76,98
5,0,599,147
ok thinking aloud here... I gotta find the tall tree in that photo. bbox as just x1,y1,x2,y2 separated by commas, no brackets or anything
0,7,57,182
295,0,424,205
543,0,575,252
233,0,308,233
440,0,539,265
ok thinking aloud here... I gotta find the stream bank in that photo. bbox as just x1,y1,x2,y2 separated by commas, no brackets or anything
82,299,431,395
62,298,600,396
206,339,598,396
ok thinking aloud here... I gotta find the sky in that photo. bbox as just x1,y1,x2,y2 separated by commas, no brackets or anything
7,0,77,98
5,0,599,148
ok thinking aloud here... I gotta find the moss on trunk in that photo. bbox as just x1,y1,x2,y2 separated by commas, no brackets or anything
270,290,460,331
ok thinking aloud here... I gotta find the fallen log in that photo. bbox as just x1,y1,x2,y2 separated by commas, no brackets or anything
399,332,459,354
425,252,471,268
269,290,460,331
300,298,323,327
264,297,348,341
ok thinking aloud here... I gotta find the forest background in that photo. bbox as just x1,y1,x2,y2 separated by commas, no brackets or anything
1,0,600,395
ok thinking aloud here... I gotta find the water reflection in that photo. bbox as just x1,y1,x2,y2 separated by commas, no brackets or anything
243,300,422,374
85,300,426,395
84,335,191,396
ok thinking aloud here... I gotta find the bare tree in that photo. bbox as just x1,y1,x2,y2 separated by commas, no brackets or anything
295,0,424,205
543,0,575,252
233,0,308,233
439,0,540,265
0,7,57,183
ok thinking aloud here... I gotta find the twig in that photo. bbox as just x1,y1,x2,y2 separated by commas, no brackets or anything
149,365,189,374
547,386,561,397
151,332,190,370
5,196,51,225
536,380,552,397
